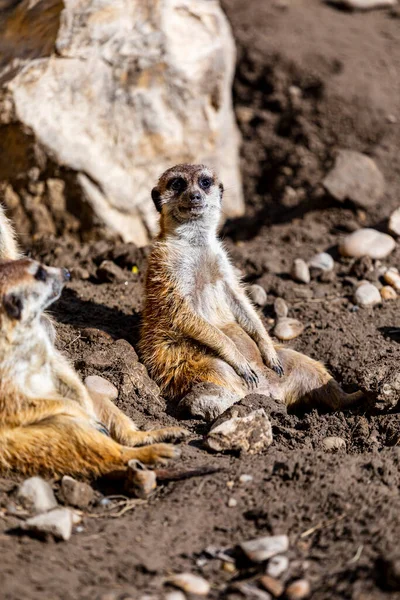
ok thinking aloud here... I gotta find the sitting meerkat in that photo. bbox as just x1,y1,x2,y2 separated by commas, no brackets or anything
0,258,186,478
139,164,362,410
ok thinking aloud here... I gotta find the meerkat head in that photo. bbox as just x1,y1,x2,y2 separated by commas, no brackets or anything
151,164,224,227
0,259,69,326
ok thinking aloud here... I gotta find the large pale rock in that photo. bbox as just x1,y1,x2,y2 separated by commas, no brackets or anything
323,150,384,209
339,228,396,259
0,0,243,245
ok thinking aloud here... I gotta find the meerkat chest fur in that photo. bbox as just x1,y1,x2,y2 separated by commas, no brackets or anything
3,323,56,398
166,236,235,326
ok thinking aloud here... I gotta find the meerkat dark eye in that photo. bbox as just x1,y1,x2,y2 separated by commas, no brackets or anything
199,177,212,190
35,266,47,282
169,177,187,192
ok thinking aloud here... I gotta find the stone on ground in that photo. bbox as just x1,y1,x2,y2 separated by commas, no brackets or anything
17,477,58,514
240,534,289,563
61,476,95,509
23,508,80,541
178,383,240,422
274,318,304,341
339,228,395,259
323,150,384,208
85,375,118,404
204,408,273,454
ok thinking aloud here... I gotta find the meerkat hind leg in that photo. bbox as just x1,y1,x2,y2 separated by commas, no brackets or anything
89,393,189,446
0,417,179,479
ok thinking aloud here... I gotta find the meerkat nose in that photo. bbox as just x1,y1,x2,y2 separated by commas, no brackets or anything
189,191,201,201
62,268,71,281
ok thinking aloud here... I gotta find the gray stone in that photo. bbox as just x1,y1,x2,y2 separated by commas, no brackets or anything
178,383,239,422
248,284,267,307
321,436,347,452
204,408,273,454
291,259,310,284
85,375,118,404
274,318,304,341
308,252,334,272
354,282,381,307
274,297,288,319
17,477,58,514
339,229,395,259
240,534,289,563
266,554,289,578
389,208,400,237
61,476,95,509
23,508,79,541
285,579,311,600
384,267,400,291
166,573,210,596
323,150,384,208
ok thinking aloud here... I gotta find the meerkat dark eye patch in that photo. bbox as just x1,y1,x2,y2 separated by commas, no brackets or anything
151,188,162,213
168,177,187,192
199,176,213,190
35,266,47,282
3,293,23,320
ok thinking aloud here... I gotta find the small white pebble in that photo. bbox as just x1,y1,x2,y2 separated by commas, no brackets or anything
384,267,400,291
274,318,304,341
167,573,210,596
354,282,381,307
389,207,400,236
381,285,397,301
291,259,310,284
228,497,237,508
226,480,234,489
286,579,311,600
248,284,268,307
266,554,289,578
274,297,288,319
239,474,253,484
322,436,346,452
308,252,334,272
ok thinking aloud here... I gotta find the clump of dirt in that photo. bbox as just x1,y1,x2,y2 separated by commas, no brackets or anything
2,1,400,599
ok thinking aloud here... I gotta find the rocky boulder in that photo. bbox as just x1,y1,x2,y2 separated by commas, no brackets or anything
0,0,243,245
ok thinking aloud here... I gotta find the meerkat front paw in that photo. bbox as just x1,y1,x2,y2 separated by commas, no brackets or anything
260,344,284,377
236,361,259,390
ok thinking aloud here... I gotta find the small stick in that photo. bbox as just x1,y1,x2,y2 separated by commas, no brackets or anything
154,465,224,482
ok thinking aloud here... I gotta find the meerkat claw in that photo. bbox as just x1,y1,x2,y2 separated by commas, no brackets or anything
272,363,284,377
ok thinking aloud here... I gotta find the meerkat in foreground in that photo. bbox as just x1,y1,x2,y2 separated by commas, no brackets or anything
0,259,186,478
139,164,362,410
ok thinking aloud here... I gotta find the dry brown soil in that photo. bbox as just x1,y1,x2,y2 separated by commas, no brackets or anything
2,1,400,598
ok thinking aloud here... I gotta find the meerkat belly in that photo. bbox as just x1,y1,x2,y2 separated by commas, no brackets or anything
193,280,234,327
27,365,56,397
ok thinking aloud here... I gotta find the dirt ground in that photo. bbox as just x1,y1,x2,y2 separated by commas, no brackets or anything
2,1,400,598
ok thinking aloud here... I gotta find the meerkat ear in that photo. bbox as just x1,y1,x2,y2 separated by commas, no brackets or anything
3,293,23,320
219,182,224,198
151,188,162,213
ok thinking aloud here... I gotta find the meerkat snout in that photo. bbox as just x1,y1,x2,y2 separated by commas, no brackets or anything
0,259,68,324
151,163,224,222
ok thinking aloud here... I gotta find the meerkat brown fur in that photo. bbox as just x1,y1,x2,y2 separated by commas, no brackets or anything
0,258,186,479
139,164,362,410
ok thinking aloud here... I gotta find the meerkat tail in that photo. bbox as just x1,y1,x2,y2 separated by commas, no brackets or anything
0,203,21,260
274,347,364,410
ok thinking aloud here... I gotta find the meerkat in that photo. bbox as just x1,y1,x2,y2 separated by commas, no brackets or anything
139,164,363,411
0,258,186,479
